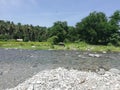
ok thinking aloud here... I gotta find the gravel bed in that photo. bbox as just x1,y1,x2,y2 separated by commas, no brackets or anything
6,67,120,90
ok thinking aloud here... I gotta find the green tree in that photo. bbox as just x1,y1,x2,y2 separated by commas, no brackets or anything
76,11,109,44
66,26,79,42
48,21,68,43
108,10,120,45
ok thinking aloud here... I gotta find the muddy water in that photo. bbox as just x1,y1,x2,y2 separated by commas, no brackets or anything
0,49,120,90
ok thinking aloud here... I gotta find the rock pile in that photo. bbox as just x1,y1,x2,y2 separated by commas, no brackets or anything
6,67,120,90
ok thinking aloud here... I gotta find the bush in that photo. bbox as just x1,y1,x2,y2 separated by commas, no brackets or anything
7,39,16,42
50,44,54,49
109,33,120,46
0,34,10,41
24,37,29,42
47,36,59,45
64,38,70,43
107,43,113,46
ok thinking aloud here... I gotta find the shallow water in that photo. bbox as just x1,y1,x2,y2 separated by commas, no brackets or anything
0,48,120,89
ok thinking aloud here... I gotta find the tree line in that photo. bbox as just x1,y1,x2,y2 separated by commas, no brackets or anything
0,10,120,46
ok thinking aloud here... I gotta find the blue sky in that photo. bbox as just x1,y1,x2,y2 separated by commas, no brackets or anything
0,0,120,27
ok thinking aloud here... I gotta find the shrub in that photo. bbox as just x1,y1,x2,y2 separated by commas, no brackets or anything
0,34,9,41
47,36,59,45
107,43,113,46
50,44,54,49
109,33,120,46
24,37,29,42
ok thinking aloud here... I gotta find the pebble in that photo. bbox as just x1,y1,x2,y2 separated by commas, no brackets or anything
97,68,105,75
31,46,35,48
88,54,101,58
102,51,107,54
6,67,120,90
109,68,120,74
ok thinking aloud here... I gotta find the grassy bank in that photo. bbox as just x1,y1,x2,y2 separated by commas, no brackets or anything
0,41,120,52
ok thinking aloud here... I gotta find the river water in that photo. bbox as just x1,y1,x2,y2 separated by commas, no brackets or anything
0,49,120,90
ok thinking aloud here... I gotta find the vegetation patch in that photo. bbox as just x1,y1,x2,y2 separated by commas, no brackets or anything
0,10,120,51
0,41,120,52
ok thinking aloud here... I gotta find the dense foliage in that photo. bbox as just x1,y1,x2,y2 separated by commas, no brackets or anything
0,10,120,45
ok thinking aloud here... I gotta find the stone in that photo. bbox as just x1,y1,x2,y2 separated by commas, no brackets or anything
109,68,120,74
102,51,107,54
31,46,35,48
97,68,105,75
6,67,120,90
88,54,101,58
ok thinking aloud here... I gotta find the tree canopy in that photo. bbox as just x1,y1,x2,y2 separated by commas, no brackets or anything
0,10,120,46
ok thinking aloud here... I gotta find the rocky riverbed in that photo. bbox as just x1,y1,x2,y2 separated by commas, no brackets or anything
6,67,120,90
0,48,120,90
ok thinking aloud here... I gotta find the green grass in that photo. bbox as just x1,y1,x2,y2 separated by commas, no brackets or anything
0,41,51,50
0,41,120,52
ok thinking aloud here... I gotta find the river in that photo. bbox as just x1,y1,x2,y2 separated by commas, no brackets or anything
0,48,120,90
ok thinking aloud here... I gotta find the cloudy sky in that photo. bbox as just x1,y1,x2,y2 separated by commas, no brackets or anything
0,0,120,27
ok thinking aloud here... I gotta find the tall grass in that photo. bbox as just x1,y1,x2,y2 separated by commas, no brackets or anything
0,41,120,52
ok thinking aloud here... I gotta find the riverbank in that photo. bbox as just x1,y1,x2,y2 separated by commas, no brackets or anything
6,67,120,90
0,41,120,52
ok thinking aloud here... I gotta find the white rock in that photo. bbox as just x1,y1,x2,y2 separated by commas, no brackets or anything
97,68,105,75
31,46,35,48
102,51,107,54
115,84,120,88
109,68,120,74
7,67,120,90
27,85,34,90
78,55,81,57
5,48,9,50
88,54,101,58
